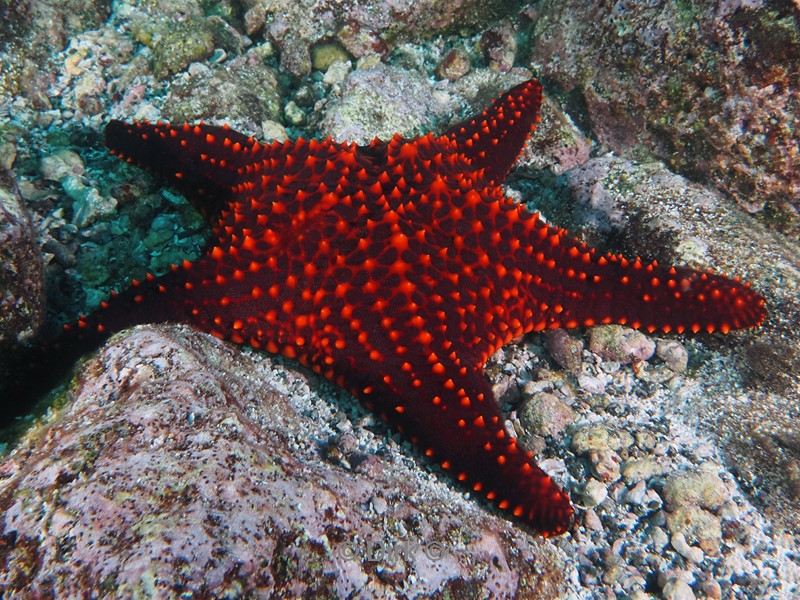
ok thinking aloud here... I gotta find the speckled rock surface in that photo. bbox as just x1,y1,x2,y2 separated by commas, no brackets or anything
529,1,800,227
518,391,574,438
239,0,526,76
588,325,656,365
0,325,566,598
319,65,458,143
0,169,44,348
0,0,111,102
161,55,282,130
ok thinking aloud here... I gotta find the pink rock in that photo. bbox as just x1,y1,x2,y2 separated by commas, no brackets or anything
0,324,566,597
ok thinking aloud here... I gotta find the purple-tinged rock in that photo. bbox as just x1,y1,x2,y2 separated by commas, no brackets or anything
589,325,656,365
545,329,584,373
0,325,566,597
481,21,517,73
530,1,800,224
656,339,689,373
435,48,472,81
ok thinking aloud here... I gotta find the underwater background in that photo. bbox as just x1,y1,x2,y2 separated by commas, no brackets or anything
0,0,798,597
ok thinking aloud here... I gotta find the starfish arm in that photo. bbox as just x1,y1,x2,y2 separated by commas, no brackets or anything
106,120,379,249
443,79,543,184
64,250,299,349
105,120,262,223
64,262,204,342
509,213,767,336
548,255,765,335
337,350,573,536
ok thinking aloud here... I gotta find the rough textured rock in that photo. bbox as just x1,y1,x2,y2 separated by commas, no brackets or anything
518,391,574,438
0,325,566,597
662,468,728,513
588,325,656,365
544,329,583,373
656,339,689,373
147,17,215,79
0,0,111,102
319,65,457,143
239,0,526,76
435,48,472,81
161,55,282,131
0,169,44,349
530,1,800,228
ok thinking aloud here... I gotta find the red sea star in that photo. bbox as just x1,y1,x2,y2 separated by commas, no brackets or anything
75,79,765,536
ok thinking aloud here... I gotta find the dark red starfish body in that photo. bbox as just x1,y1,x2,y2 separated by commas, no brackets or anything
83,79,765,536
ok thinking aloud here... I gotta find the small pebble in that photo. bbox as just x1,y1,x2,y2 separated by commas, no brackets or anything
261,120,288,142
671,532,704,564
284,101,305,125
40,149,85,181
577,372,607,394
621,458,666,484
371,495,388,515
434,48,471,81
657,339,689,372
609,481,628,503
0,142,16,170
571,424,634,454
353,454,384,478
584,508,603,530
65,176,117,228
518,391,574,437
480,21,517,72
311,41,350,71
634,430,657,451
642,489,663,511
625,480,647,506
522,379,554,396
589,325,656,364
598,359,621,374
581,478,609,507
42,237,77,268
662,576,696,600
650,509,667,527
696,575,722,599
649,525,669,551
662,468,728,511
323,59,351,85
545,329,584,373
337,432,359,455
589,448,621,482
666,506,722,555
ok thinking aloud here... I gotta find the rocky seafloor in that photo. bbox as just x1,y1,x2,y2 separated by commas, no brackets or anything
1,0,799,598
